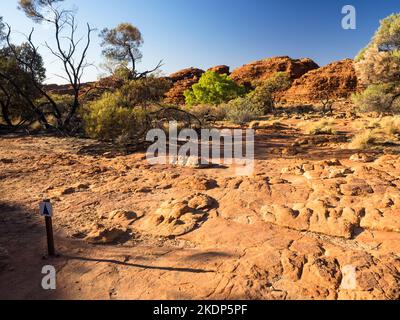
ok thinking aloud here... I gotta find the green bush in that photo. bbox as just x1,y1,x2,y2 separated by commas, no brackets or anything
118,77,171,107
184,71,245,106
248,72,292,113
82,91,148,142
223,96,263,125
82,77,173,142
352,84,400,113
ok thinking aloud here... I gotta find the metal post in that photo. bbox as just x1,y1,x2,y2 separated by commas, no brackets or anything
45,215,55,257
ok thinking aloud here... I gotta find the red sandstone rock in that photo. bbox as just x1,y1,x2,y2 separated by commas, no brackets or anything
230,56,319,87
282,59,358,103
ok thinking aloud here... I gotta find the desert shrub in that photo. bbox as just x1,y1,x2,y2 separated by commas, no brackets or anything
355,14,400,113
247,72,292,113
349,130,379,149
349,116,400,149
83,77,198,143
379,116,400,135
223,96,263,125
83,77,171,141
352,84,399,113
82,91,148,142
184,71,246,106
183,104,227,124
300,119,338,135
36,94,75,115
118,77,171,107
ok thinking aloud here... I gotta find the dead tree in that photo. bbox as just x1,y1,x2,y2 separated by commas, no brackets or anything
15,1,94,130
43,8,94,127
320,92,334,115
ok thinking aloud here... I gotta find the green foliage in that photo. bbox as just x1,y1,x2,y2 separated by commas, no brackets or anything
18,0,65,22
36,94,74,114
0,43,46,125
100,23,144,77
373,13,400,52
352,83,400,113
223,96,263,125
118,77,171,107
355,13,400,113
82,91,147,142
82,77,170,142
248,72,292,113
184,71,246,106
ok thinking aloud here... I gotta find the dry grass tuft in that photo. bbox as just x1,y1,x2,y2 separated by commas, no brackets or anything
299,119,338,135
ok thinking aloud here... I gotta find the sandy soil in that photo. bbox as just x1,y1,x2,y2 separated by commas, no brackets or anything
0,117,399,300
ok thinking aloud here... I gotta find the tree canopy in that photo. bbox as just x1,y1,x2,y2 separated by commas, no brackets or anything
100,23,162,79
18,0,64,22
354,13,400,112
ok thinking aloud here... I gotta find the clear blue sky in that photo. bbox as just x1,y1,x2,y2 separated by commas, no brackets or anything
1,0,399,84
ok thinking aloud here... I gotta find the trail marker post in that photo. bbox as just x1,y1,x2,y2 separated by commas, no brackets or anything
40,200,55,257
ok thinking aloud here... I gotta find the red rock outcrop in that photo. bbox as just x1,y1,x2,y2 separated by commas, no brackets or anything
164,67,205,105
230,56,319,87
45,76,124,99
282,59,358,103
207,65,230,75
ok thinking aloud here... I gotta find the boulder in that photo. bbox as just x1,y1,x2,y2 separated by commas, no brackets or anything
207,65,230,75
85,223,130,244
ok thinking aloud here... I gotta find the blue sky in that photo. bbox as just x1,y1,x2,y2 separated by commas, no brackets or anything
1,0,399,84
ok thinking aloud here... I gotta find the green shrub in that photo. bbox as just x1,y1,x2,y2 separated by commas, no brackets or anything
82,91,148,142
118,77,171,107
247,72,292,114
184,71,245,106
223,96,263,125
352,84,398,113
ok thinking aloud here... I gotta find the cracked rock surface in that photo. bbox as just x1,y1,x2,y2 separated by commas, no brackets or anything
0,128,399,300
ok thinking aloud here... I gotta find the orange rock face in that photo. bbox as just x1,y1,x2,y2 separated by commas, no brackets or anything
164,67,205,105
282,59,358,103
230,56,319,87
207,65,230,75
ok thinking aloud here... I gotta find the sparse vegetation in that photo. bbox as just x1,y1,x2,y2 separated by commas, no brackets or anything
82,91,148,142
349,116,400,149
249,72,292,113
222,96,263,125
299,119,338,135
82,78,170,142
349,130,378,149
183,104,227,125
